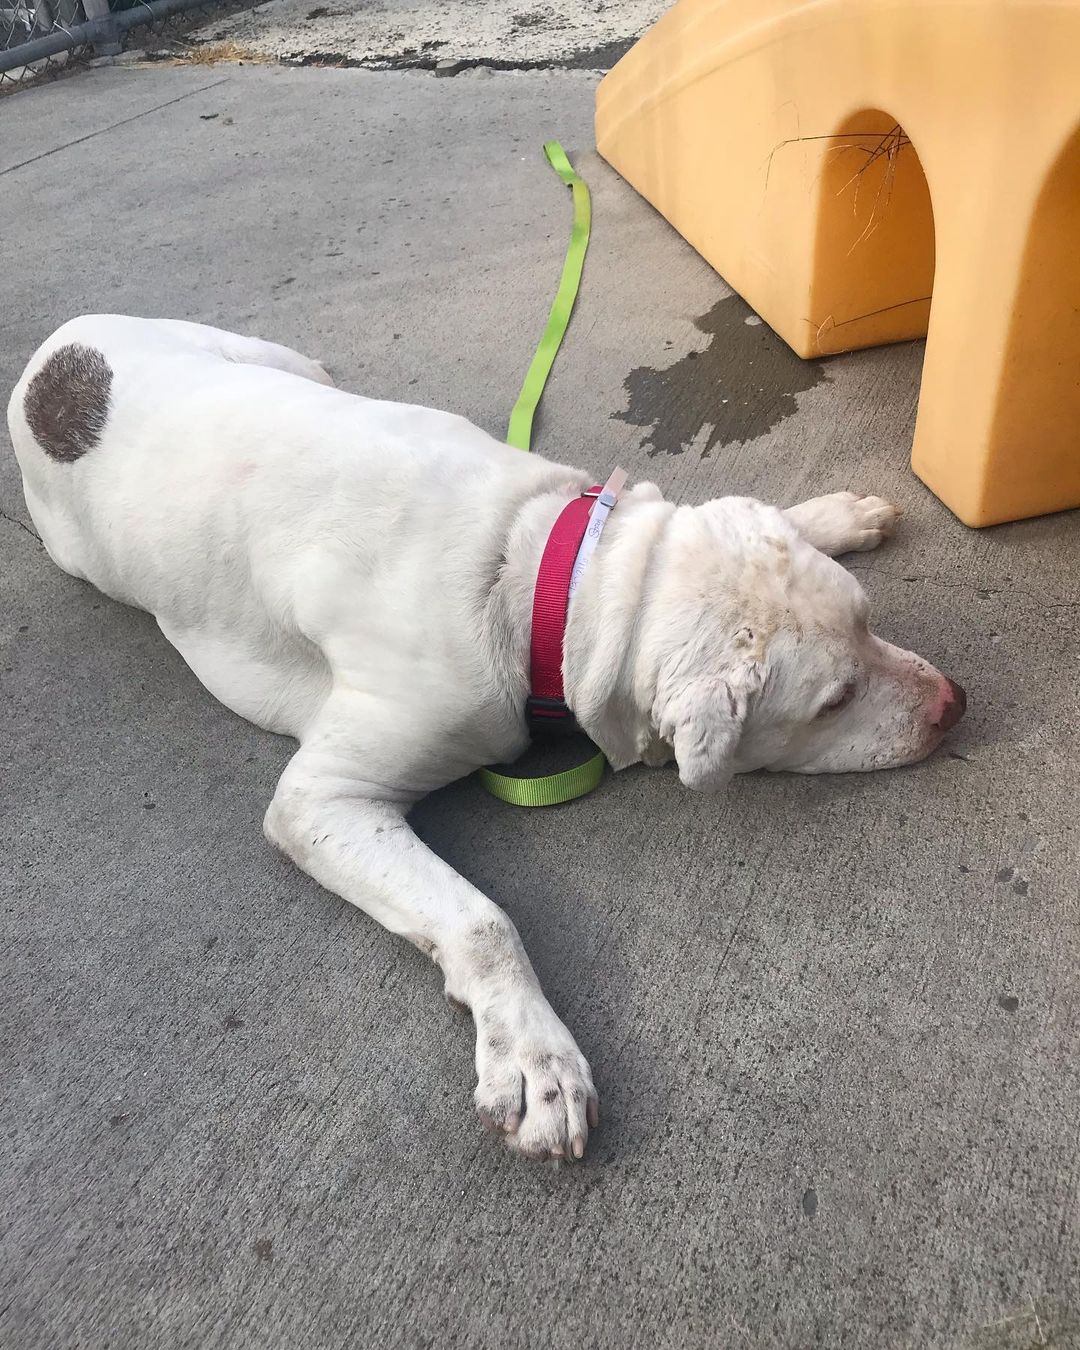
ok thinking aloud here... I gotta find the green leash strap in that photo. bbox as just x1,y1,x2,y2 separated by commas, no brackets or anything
505,141,593,451
479,140,607,807
480,746,606,807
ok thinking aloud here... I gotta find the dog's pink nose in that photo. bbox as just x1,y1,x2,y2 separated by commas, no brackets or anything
932,678,967,734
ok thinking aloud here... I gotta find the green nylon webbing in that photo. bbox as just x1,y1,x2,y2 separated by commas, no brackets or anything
505,141,593,452
480,748,606,807
478,141,607,807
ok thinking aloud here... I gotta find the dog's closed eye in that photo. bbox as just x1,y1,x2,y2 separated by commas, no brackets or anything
816,682,857,718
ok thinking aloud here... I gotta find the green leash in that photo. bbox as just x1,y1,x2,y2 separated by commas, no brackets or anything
480,747,606,806
478,141,607,808
505,142,592,453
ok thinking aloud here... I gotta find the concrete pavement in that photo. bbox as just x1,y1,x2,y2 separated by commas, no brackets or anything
3,56,1080,1350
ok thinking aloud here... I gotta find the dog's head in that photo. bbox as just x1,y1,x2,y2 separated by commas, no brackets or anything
622,498,965,790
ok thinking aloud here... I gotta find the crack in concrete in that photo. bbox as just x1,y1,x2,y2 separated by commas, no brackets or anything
0,508,42,544
847,562,1080,612
0,78,230,177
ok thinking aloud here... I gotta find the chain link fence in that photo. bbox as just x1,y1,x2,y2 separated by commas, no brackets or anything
1,0,253,92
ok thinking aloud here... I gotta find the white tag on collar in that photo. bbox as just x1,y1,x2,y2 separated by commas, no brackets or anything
568,467,627,599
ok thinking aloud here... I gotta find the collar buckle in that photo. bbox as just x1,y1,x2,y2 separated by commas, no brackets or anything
526,694,579,735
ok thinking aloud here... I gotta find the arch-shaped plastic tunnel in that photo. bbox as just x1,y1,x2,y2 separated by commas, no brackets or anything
596,0,1080,526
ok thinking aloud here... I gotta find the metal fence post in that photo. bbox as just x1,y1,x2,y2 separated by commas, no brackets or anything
80,0,121,56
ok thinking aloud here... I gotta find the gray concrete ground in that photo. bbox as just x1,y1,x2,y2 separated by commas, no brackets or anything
2,52,1080,1350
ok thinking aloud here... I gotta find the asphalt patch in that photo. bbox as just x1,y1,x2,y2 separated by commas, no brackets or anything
614,293,828,458
290,37,635,72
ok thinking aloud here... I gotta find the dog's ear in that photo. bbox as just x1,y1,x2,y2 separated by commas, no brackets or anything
656,665,760,792
669,678,745,791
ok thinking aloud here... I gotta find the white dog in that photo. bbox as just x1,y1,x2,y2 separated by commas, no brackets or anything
8,316,965,1162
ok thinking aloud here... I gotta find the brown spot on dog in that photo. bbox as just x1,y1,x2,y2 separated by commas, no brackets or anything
24,343,113,464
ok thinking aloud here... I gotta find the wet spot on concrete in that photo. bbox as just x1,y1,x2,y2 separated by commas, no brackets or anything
1013,878,1029,896
223,1011,244,1031
998,995,1020,1013
995,866,1015,884
801,1187,818,1218
24,343,112,464
614,294,827,458
254,1238,273,1263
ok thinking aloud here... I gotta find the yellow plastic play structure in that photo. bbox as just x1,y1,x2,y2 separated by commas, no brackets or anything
596,0,1080,527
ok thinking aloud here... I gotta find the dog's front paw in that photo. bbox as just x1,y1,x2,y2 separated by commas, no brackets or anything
473,994,598,1162
833,491,900,552
791,490,900,555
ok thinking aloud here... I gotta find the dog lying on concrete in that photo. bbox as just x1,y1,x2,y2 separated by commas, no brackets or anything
8,316,966,1162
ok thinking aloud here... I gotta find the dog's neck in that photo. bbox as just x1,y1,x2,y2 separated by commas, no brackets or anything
494,478,676,769
564,488,676,768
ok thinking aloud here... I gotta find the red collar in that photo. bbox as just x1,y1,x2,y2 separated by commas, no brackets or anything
527,469,626,732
